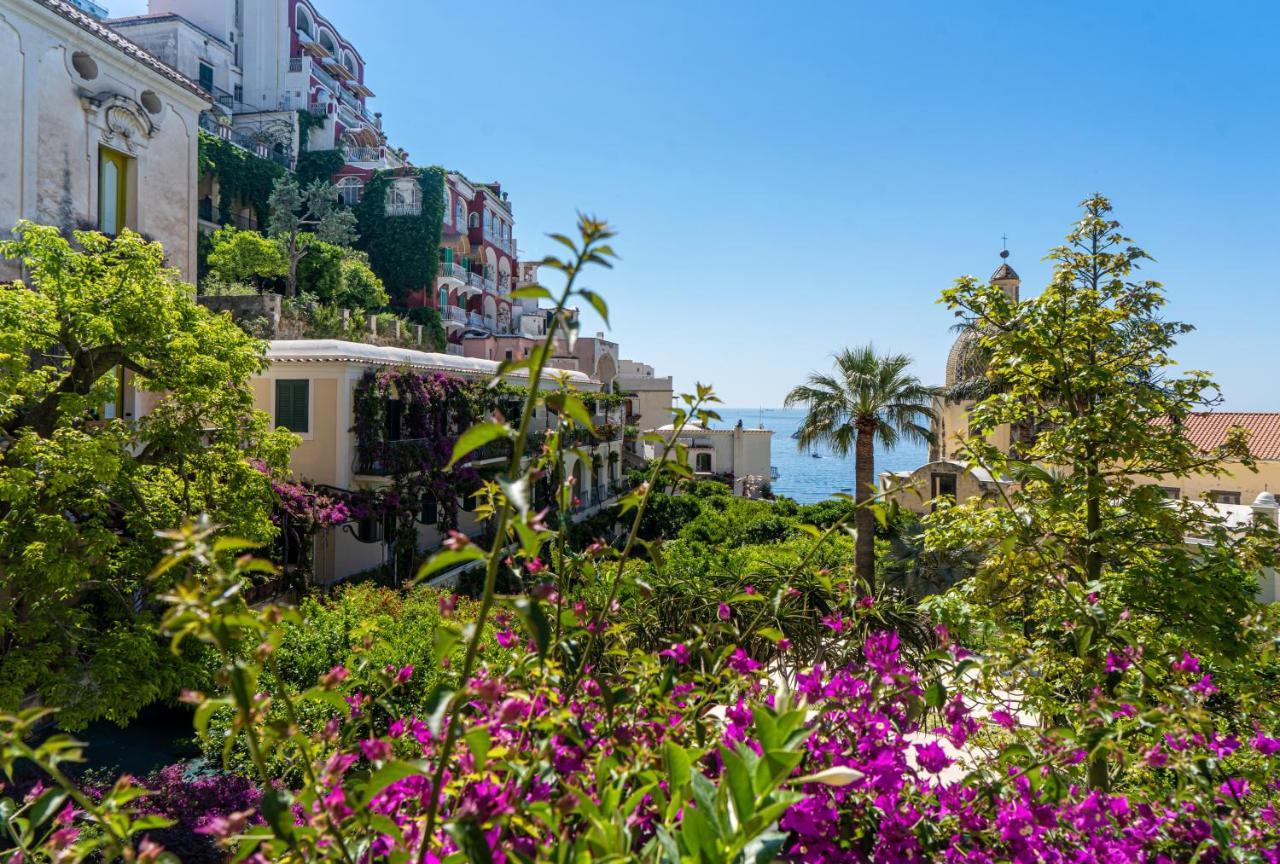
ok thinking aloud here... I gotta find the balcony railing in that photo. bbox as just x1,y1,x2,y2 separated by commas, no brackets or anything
344,146,382,163
467,312,485,328
466,273,484,291
438,262,466,282
442,305,467,324
386,203,421,217
445,344,464,356
483,276,497,293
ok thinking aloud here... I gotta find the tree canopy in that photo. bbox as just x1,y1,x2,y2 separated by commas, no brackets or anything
0,223,296,727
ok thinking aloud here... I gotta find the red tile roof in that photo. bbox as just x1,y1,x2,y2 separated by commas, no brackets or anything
1174,413,1280,460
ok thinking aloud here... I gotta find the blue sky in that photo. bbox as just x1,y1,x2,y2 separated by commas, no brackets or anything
112,0,1280,408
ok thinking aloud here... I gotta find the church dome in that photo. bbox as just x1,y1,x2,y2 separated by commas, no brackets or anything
944,327,980,389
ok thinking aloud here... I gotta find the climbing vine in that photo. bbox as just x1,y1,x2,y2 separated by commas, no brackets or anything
295,109,326,153
296,149,346,188
353,166,446,306
198,130,286,227
351,368,496,582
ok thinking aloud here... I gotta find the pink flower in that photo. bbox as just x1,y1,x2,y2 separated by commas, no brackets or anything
915,741,953,774
1104,650,1130,674
776,639,791,652
717,602,731,621
727,648,761,675
1173,650,1201,674
822,612,845,633
1252,731,1280,756
991,710,1017,730
322,665,349,688
526,557,546,575
496,630,516,649
660,643,691,664
1190,674,1219,696
360,738,393,762
394,665,414,685
439,594,457,616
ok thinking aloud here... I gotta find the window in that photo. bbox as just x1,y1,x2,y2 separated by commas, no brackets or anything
439,287,448,310
931,473,958,500
505,350,513,361
296,7,313,38
469,212,479,229
1210,490,1241,505
1159,486,1181,500
274,379,309,433
385,398,403,442
695,453,712,473
198,61,214,92
336,177,363,206
419,494,438,526
456,201,466,230
98,148,129,235
443,187,451,222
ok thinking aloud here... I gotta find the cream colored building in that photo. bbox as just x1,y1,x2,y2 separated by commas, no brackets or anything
0,0,208,282
256,340,624,584
642,422,774,498
617,359,674,433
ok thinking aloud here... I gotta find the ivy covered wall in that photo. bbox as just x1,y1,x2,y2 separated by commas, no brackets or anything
296,150,346,188
354,167,446,307
198,130,286,227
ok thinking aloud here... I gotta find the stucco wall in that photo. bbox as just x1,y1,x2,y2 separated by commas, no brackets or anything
0,0,206,283
1136,461,1280,505
882,461,1003,516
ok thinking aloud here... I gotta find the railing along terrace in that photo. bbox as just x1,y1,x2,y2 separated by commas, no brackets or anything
386,203,422,217
438,262,466,281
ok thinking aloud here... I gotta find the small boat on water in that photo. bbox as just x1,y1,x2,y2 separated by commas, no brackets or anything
790,430,801,439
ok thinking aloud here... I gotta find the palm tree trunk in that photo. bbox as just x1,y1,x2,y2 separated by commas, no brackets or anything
854,422,875,591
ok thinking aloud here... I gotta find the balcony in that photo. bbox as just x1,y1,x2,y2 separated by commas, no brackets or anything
438,262,466,286
442,306,467,330
483,276,497,294
385,202,421,217
445,344,464,356
343,146,383,164
458,272,483,298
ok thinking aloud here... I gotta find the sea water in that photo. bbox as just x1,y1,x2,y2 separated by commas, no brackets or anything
711,408,928,504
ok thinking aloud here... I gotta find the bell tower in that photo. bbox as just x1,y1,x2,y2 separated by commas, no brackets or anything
991,247,1020,302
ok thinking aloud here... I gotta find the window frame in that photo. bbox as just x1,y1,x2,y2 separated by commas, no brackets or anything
273,378,312,437
98,147,130,236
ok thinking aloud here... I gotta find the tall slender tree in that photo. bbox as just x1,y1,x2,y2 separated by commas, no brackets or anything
268,176,358,297
785,346,936,587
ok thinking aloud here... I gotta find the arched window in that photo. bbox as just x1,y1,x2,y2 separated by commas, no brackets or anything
456,201,466,230
343,51,357,75
336,176,363,206
439,287,448,310
296,6,313,38
483,209,490,237
319,30,336,56
468,212,479,229
442,187,451,223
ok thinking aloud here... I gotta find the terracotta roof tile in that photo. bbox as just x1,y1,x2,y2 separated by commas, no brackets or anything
1170,412,1280,460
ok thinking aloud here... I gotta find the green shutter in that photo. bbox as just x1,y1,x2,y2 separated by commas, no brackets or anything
275,379,309,433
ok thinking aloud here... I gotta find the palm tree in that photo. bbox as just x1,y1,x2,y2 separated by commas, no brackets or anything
784,345,937,588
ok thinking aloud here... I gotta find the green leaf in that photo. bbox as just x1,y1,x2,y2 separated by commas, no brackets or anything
445,820,494,864
578,290,609,326
260,789,296,841
27,789,67,829
720,746,755,823
925,680,947,709
448,422,511,468
433,624,462,663
513,596,551,658
416,547,485,582
509,285,553,302
464,727,492,768
664,741,693,791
